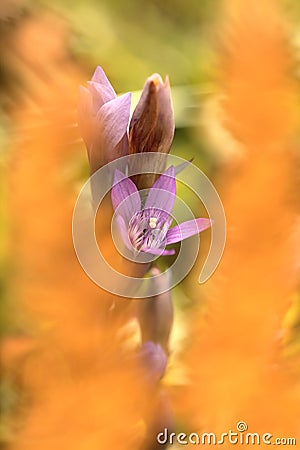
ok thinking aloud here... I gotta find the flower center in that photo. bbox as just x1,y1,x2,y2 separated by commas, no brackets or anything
128,209,170,252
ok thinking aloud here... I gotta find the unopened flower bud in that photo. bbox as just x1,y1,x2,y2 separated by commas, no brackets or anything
129,74,175,189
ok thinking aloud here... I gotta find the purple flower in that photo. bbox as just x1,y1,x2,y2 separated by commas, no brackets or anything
78,67,175,187
111,165,212,256
78,66,131,174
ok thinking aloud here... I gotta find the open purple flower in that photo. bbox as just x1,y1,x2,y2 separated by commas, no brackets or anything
111,165,212,256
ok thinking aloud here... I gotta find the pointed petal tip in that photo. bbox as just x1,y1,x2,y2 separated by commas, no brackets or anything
174,159,194,175
164,248,176,256
164,75,170,87
91,65,105,81
203,218,213,229
198,217,213,230
165,217,212,245
104,91,131,112
90,66,116,97
113,168,125,183
119,91,132,104
165,165,175,176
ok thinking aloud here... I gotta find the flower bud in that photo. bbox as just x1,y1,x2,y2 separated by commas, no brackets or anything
129,74,174,154
129,74,175,189
78,66,131,174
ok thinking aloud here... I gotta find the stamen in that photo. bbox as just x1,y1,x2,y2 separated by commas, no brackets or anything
149,217,157,229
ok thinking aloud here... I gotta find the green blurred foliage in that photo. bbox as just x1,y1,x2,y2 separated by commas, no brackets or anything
40,0,219,89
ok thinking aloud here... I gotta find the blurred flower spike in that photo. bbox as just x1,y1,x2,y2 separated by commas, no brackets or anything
111,165,212,256
78,67,174,175
139,341,168,384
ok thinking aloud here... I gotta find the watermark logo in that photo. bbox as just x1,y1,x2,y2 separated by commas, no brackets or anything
72,153,226,298
157,422,297,446
237,421,248,432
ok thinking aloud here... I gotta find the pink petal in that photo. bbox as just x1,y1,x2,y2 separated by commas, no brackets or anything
91,66,116,98
174,158,193,175
145,166,176,216
95,92,131,152
87,81,116,112
166,218,212,245
111,170,141,224
143,247,175,256
115,214,132,251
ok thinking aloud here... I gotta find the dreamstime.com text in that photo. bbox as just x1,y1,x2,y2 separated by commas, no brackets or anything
157,422,296,446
